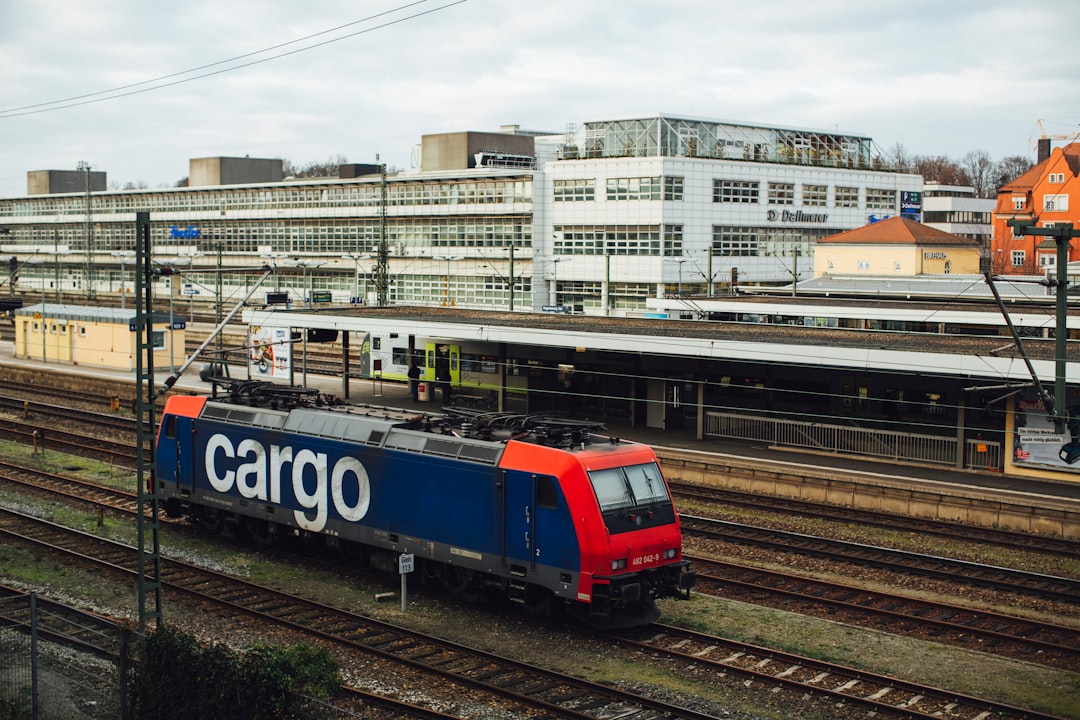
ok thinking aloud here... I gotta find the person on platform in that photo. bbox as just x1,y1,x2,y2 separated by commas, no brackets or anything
436,367,452,404
407,362,421,402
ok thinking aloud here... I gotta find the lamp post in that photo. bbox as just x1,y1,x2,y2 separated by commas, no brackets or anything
341,252,371,304
481,259,516,312
664,257,688,296
289,259,326,388
260,251,290,293
176,251,204,321
290,259,326,308
549,257,570,308
433,255,463,307
111,251,135,310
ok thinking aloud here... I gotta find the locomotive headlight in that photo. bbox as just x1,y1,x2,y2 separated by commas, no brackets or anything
663,548,677,560
611,558,628,571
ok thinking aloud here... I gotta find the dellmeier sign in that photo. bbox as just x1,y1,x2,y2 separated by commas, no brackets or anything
766,209,829,223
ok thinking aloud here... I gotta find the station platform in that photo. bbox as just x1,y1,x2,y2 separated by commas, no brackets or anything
2,340,1080,516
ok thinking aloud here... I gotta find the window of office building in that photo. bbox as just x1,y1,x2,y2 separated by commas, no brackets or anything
713,226,759,256
606,176,662,201
554,225,662,255
713,179,759,203
663,225,683,256
866,188,896,211
553,179,595,202
768,182,795,205
663,176,684,201
1012,250,1026,267
835,186,859,208
803,184,827,207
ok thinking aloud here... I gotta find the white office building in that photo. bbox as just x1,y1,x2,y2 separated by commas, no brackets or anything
0,114,922,316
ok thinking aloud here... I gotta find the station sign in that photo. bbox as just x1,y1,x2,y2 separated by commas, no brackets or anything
311,290,332,303
169,225,201,240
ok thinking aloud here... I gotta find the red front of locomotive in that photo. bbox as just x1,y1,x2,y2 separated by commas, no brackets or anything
572,442,694,625
503,438,695,627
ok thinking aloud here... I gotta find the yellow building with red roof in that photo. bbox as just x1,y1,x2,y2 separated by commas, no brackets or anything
812,216,982,278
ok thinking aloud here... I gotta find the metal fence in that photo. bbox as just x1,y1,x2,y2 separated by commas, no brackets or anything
0,592,127,720
704,411,1002,470
0,591,366,720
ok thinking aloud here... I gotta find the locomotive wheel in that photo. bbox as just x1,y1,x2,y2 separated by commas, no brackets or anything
521,584,553,616
443,565,470,595
244,518,274,546
200,508,224,534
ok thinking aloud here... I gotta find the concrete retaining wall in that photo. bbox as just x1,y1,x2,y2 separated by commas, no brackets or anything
657,447,1080,539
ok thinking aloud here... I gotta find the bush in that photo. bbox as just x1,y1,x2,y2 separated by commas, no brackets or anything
129,625,340,720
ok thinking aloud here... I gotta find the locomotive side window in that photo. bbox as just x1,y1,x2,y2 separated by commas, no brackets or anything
537,476,557,509
164,415,177,439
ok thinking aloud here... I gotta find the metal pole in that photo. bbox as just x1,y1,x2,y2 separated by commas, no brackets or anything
30,592,40,720
168,276,175,374
508,244,515,312
1055,235,1069,427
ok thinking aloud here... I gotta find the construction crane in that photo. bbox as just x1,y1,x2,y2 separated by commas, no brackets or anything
1030,118,1079,152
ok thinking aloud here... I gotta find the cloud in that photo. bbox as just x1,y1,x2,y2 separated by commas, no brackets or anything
1,0,1078,195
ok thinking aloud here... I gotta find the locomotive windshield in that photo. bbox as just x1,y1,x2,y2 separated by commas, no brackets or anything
588,462,670,512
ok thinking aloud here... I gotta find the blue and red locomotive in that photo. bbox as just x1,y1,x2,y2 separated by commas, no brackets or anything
155,382,695,628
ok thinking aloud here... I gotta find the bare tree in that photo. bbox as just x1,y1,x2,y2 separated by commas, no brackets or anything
284,154,350,178
885,142,913,172
912,155,969,186
961,150,995,197
992,155,1035,191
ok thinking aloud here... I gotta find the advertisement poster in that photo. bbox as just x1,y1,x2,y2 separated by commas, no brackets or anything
248,325,291,379
1012,388,1080,473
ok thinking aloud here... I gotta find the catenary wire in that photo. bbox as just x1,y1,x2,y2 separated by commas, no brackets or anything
0,1,466,119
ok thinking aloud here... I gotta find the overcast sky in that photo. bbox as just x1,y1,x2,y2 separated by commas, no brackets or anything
2,0,1078,197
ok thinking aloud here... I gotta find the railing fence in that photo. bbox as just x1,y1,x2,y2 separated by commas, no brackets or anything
704,411,1002,470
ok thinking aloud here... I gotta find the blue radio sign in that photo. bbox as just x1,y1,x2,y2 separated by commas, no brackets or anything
170,225,201,239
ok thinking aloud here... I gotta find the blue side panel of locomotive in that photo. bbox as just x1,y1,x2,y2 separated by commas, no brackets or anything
174,417,582,572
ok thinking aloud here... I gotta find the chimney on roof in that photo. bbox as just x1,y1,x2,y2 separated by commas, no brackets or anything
1038,137,1051,164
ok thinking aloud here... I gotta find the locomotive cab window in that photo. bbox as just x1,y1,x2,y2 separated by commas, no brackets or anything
588,462,669,511
164,415,177,439
588,462,675,534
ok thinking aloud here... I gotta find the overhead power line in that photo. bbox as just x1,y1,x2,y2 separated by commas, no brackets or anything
0,0,466,119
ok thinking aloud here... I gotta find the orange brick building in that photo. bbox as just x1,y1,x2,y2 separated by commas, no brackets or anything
992,142,1080,275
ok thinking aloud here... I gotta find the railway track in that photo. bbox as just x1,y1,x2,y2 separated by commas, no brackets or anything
620,623,1064,720
0,458,145,515
0,392,146,433
0,506,725,720
0,583,482,720
0,416,142,467
671,480,1080,561
6,449,1080,682
681,514,1080,604
0,506,1067,719
0,378,135,411
12,436,1077,680
688,554,1080,671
